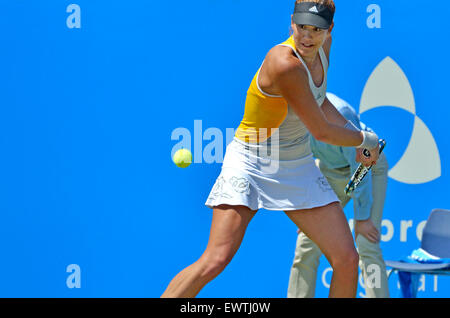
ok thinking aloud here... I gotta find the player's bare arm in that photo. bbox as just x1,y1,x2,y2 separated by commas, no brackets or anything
262,49,362,148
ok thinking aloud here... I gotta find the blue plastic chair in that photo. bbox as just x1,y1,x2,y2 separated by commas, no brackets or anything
385,209,450,297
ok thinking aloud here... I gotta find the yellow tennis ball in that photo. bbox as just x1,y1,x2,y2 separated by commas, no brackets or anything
173,148,193,168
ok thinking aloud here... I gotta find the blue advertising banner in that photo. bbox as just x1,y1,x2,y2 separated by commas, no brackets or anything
0,1,448,298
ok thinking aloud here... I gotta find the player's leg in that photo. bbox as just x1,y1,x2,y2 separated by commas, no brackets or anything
287,231,323,298
285,202,359,298
161,204,257,298
357,152,390,297
285,159,352,298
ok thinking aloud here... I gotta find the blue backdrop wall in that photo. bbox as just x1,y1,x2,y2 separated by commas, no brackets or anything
0,1,448,297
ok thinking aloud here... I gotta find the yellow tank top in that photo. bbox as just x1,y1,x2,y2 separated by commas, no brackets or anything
235,36,298,144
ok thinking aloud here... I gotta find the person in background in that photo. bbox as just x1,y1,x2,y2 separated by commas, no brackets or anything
287,92,390,298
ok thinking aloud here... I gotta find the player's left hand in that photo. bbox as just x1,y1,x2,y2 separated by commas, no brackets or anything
356,147,378,167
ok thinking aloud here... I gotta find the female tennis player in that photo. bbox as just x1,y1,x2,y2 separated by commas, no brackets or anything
162,0,380,298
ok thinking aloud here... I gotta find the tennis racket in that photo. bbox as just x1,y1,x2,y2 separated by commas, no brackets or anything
344,139,386,196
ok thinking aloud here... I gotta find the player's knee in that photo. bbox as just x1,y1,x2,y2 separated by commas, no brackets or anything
199,252,233,280
330,247,359,273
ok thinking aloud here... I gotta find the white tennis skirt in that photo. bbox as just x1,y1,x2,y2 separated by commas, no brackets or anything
205,138,339,211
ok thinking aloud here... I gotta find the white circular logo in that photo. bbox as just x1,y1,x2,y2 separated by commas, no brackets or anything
360,57,441,184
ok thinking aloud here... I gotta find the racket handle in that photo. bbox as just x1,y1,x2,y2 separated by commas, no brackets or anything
345,139,386,196
362,139,386,158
